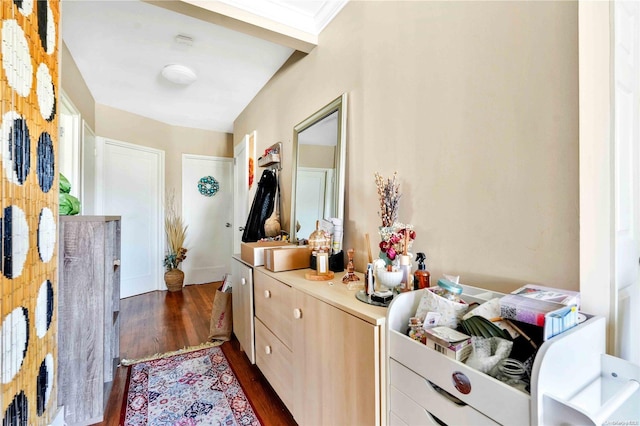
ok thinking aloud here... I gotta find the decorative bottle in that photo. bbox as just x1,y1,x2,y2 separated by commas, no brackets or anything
413,252,431,290
399,255,412,292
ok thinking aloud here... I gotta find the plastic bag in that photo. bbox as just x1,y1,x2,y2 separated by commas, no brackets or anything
59,173,71,194
59,193,80,215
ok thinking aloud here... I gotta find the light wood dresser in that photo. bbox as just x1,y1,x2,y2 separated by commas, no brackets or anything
231,255,388,426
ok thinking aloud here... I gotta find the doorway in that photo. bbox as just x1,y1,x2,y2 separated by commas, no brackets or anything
96,137,165,298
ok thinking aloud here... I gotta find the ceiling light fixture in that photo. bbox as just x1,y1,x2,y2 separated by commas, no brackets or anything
161,64,197,85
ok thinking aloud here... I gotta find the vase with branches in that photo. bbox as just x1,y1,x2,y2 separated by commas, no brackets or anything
164,190,188,291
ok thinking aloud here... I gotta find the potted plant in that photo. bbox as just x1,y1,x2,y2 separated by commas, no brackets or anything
164,191,188,292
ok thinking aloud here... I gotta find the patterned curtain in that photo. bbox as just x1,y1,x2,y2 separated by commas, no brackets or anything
1,1,59,425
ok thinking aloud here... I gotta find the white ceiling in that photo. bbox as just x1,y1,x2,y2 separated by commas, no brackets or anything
61,0,347,133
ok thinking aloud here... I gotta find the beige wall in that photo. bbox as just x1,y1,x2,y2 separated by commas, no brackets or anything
61,42,95,129
95,104,232,204
299,144,335,168
234,1,579,292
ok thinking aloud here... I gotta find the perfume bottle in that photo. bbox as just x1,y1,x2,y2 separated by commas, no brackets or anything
413,252,431,290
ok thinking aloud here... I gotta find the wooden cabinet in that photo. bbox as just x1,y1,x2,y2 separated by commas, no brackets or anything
292,290,381,426
57,216,121,426
231,257,255,363
253,268,387,426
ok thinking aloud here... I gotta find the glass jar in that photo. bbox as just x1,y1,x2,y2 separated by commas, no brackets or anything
490,358,530,393
435,278,463,302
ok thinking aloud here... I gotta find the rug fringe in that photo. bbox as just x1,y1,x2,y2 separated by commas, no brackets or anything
120,340,224,366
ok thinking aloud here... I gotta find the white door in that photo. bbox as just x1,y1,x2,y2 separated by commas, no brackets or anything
233,135,249,253
181,154,233,284
613,1,640,364
97,138,164,298
295,168,329,240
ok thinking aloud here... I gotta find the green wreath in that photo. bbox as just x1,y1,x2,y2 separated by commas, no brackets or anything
198,176,219,197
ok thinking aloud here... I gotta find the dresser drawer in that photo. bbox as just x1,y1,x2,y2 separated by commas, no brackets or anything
389,329,530,425
254,270,293,349
255,318,293,411
390,359,499,426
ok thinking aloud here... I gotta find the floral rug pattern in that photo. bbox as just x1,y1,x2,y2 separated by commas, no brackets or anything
122,346,261,425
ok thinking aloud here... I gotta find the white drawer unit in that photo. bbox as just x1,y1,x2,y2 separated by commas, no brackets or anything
387,287,640,425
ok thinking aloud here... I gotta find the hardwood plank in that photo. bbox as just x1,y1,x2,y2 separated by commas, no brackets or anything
96,283,296,426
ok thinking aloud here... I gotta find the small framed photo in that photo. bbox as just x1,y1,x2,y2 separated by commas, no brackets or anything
316,252,329,275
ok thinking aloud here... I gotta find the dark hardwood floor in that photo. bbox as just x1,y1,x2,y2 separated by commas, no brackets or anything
96,282,296,426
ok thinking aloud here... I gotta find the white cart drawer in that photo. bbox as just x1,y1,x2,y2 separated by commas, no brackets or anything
390,359,499,426
390,386,458,426
389,329,530,425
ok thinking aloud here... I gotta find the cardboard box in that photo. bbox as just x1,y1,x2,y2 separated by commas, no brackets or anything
426,337,472,362
265,246,311,272
424,326,472,362
240,241,291,266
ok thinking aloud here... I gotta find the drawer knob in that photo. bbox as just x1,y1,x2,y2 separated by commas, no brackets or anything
113,259,121,266
265,345,272,355
264,290,271,298
241,278,246,286
293,308,302,319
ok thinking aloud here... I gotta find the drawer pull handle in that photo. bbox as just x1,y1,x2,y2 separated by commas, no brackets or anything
265,345,272,355
293,308,302,319
264,290,271,298
241,278,246,286
428,380,466,406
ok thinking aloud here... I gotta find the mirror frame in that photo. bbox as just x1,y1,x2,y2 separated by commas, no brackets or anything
290,93,347,242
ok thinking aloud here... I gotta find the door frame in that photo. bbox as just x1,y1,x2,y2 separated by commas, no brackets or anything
96,137,166,293
59,91,82,198
579,2,640,361
233,135,249,254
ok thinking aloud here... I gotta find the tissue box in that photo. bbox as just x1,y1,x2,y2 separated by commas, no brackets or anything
240,241,291,266
264,246,311,272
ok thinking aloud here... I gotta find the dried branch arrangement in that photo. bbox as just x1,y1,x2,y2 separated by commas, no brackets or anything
375,172,402,228
164,190,188,270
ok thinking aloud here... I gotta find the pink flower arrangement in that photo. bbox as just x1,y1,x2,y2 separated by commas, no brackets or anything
379,223,416,262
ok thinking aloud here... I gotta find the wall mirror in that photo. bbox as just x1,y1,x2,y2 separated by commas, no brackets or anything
290,93,347,242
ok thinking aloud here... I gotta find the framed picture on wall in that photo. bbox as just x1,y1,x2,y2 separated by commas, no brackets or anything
248,131,256,189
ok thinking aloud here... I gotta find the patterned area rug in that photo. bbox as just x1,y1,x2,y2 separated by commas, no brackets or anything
121,345,261,425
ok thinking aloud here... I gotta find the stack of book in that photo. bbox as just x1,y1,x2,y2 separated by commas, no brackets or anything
499,284,580,340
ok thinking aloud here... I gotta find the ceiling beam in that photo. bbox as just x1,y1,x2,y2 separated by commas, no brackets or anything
144,0,317,53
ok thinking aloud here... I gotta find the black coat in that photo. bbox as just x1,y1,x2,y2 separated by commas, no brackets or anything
242,169,277,242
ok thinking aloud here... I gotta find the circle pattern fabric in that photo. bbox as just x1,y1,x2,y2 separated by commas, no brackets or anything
36,131,55,193
36,63,55,121
1,307,29,384
198,176,220,197
35,280,53,338
36,354,53,416
37,207,55,263
1,111,31,185
3,390,28,426
1,20,33,98
2,205,30,279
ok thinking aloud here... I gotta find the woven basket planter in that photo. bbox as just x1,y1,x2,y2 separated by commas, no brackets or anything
164,269,184,292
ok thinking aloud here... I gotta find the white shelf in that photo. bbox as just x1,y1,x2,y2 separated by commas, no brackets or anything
542,354,640,425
